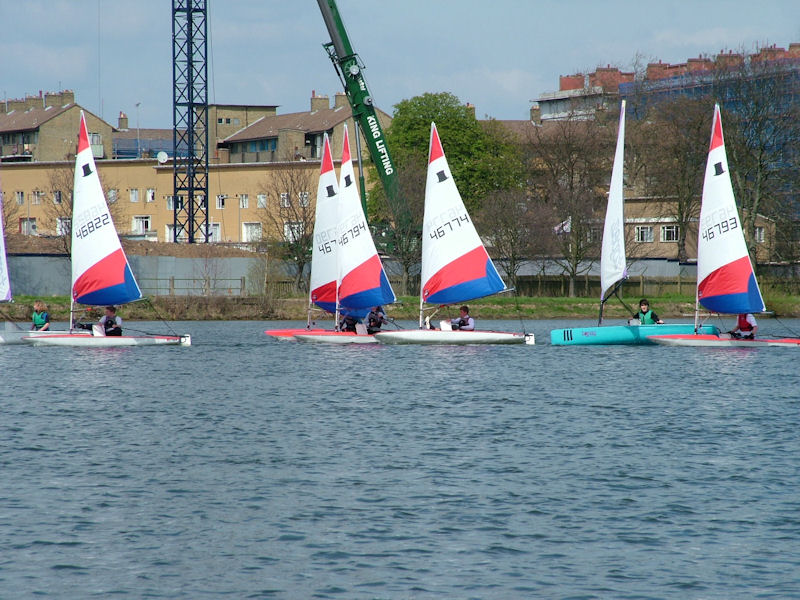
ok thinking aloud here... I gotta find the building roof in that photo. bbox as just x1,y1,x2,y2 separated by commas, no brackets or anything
222,105,353,143
0,103,74,133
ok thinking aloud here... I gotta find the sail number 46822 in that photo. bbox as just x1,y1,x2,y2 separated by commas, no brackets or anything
74,214,111,239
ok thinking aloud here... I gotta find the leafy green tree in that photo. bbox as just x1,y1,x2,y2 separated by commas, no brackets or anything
371,92,527,293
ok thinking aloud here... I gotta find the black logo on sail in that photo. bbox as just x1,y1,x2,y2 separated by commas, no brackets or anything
436,170,447,183
82,164,93,177
714,162,725,176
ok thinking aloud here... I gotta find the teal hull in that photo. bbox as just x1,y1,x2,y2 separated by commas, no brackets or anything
550,323,721,346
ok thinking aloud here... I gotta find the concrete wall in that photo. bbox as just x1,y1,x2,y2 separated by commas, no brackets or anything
8,254,265,297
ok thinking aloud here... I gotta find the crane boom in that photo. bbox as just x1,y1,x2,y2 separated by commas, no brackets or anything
316,0,399,212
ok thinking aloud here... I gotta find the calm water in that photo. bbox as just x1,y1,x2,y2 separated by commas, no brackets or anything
2,318,800,599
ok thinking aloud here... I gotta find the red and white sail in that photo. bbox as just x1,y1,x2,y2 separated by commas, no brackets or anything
71,111,141,306
696,104,765,314
600,100,628,301
309,134,340,314
420,122,504,309
335,125,395,314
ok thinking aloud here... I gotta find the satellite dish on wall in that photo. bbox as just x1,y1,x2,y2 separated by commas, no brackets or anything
157,151,168,164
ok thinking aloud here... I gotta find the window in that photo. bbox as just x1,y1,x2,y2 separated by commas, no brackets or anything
217,118,223,124
239,194,249,209
216,194,226,209
257,194,267,208
89,133,102,145
19,218,36,235
146,188,155,203
284,221,304,242
755,226,765,243
242,222,262,242
298,191,309,207
32,191,44,205
53,190,62,205
635,225,654,243
56,217,71,236
280,192,290,208
129,188,139,203
15,191,24,205
587,227,602,244
132,215,151,234
205,222,221,242
108,189,118,203
166,224,188,242
660,225,679,242
233,118,240,125
167,195,185,211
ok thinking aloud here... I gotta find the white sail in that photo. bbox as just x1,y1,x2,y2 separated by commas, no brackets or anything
696,104,765,314
600,100,627,300
308,133,340,314
0,181,11,302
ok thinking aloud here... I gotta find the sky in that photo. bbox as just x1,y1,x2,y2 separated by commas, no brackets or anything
2,1,799,130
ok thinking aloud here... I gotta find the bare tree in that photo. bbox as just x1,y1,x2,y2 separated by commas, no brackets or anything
44,163,123,253
257,165,316,293
712,54,800,263
637,96,710,261
476,187,534,292
525,111,614,296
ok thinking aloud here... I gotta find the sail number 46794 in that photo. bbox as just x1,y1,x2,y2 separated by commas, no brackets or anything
74,214,111,239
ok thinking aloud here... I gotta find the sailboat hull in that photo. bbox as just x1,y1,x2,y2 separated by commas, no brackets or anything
649,333,800,348
374,329,533,345
294,331,378,344
23,333,191,347
265,328,328,340
0,328,90,345
550,324,720,346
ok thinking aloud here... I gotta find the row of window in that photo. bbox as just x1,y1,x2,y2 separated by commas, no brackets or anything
634,224,765,244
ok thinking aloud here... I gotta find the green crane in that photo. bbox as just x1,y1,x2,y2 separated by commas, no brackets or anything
316,0,399,216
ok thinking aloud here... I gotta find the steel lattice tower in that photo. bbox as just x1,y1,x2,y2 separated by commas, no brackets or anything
172,0,208,243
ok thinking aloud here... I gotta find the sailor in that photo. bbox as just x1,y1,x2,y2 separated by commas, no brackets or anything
99,306,123,336
632,299,663,324
729,313,757,339
451,306,475,331
339,313,360,333
366,306,389,334
31,300,51,331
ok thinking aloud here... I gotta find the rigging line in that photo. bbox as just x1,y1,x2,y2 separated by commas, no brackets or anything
511,286,528,336
143,297,179,336
772,314,800,338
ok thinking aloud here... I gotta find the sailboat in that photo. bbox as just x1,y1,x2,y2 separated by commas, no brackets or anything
550,101,718,345
0,163,79,343
265,133,338,340
650,104,800,347
24,112,190,347
294,125,396,343
374,122,533,345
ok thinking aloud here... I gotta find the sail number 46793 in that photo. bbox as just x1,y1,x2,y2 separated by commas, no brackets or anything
701,216,737,241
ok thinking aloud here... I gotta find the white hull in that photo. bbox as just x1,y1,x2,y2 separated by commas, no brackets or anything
374,329,533,345
649,334,800,348
294,332,377,344
23,333,191,347
0,327,90,345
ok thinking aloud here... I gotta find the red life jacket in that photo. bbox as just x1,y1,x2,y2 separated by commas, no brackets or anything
737,314,754,332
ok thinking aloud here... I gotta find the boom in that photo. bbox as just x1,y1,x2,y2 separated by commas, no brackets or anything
316,0,399,213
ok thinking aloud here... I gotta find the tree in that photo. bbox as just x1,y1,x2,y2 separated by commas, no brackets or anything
257,165,316,293
524,111,614,297
637,96,710,262
475,187,534,292
44,164,123,253
712,55,800,263
373,92,526,293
